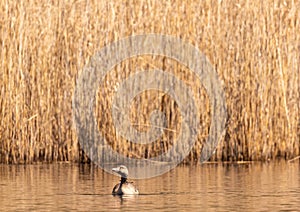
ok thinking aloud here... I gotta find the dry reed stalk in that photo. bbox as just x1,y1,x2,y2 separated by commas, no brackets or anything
0,0,299,164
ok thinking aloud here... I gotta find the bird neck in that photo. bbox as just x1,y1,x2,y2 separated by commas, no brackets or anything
121,177,127,184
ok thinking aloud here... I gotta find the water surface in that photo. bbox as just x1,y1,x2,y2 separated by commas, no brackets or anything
0,161,299,211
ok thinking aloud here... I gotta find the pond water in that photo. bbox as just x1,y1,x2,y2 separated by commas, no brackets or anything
0,161,299,211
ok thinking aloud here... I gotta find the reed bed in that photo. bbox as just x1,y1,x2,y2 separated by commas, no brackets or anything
0,0,299,164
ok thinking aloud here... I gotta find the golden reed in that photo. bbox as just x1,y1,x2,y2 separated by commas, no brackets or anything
0,0,299,164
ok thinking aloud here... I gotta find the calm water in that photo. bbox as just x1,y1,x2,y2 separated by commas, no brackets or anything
0,161,299,211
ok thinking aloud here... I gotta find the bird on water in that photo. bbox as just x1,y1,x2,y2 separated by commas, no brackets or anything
112,165,139,195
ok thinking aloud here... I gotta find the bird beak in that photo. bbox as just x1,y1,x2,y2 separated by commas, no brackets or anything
112,167,118,173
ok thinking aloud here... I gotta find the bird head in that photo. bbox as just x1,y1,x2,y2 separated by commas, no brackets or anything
112,165,129,178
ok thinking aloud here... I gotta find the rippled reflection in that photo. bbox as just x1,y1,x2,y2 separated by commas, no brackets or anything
0,161,299,211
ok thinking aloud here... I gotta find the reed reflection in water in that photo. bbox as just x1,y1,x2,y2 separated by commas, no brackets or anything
0,162,299,211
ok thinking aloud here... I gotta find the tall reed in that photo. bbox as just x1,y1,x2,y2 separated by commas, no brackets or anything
0,0,299,164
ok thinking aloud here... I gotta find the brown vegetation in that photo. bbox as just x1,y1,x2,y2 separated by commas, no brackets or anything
0,0,299,164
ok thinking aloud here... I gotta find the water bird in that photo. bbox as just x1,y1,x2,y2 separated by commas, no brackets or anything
112,165,139,195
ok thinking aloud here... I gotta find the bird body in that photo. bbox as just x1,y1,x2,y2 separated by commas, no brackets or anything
112,165,139,195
